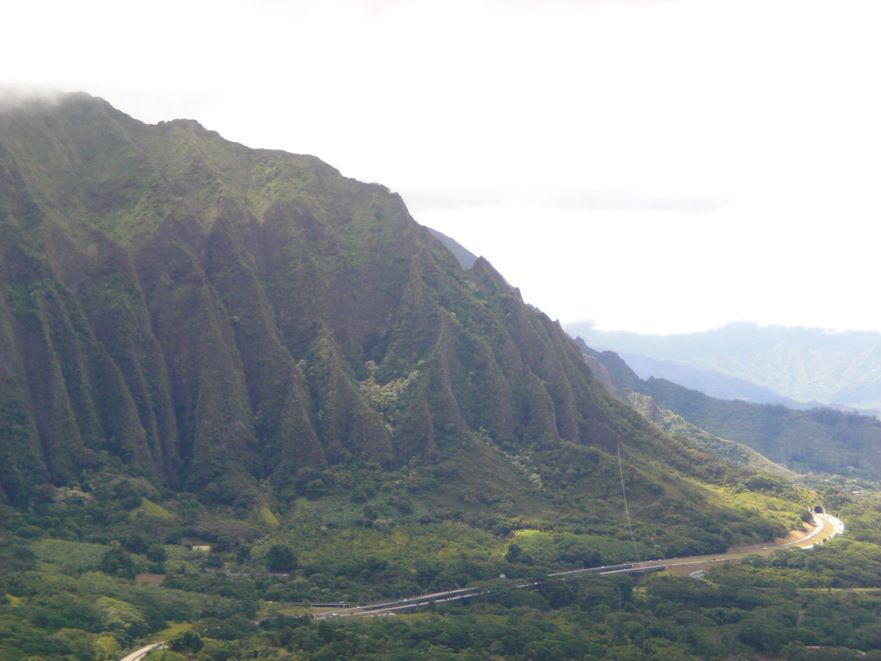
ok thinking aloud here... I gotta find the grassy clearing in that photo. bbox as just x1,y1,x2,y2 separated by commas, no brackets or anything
149,621,192,643
130,498,177,522
250,505,280,528
700,480,809,532
32,538,107,572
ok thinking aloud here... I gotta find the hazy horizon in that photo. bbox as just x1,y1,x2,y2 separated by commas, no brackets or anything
565,318,881,338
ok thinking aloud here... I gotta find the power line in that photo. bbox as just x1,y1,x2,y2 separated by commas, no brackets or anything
617,443,641,562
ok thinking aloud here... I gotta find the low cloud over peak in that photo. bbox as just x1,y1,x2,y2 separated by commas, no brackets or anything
403,185,726,215
0,85,66,111
539,189,727,214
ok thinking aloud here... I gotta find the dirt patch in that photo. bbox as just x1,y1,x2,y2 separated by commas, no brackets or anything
136,573,165,586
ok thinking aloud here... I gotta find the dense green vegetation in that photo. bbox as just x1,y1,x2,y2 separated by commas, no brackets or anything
582,342,881,477
3,94,876,660
0,92,780,517
626,392,797,480
642,378,881,476
0,428,815,660
2,478,880,660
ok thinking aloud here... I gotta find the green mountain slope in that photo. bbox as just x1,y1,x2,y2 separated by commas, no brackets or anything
0,94,808,555
625,392,797,480
0,94,827,661
580,339,881,476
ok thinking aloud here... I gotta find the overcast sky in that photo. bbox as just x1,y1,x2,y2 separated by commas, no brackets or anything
3,0,880,334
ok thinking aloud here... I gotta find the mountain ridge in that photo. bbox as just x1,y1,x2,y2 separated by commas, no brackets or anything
0,94,835,661
578,338,881,477
618,351,808,408
0,93,724,511
570,320,881,414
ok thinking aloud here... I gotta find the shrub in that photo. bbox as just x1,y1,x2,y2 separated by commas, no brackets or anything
169,630,203,654
99,548,135,579
266,545,297,573
146,544,167,563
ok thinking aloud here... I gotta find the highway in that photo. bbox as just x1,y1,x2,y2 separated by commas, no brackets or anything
314,512,843,620
119,642,164,661
119,513,844,657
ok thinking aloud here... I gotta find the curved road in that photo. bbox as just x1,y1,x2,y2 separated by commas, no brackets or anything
120,513,844,657
315,512,844,619
119,642,164,661
615,512,843,578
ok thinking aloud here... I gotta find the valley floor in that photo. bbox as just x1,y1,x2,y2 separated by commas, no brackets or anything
290,512,844,622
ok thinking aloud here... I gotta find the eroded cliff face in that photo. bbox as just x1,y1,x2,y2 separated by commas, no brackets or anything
0,94,639,504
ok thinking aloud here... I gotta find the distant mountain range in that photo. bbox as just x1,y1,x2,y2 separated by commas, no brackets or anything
614,352,810,409
577,338,881,477
569,321,881,415
426,228,478,269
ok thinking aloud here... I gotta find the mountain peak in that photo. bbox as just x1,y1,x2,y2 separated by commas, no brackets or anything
0,95,637,502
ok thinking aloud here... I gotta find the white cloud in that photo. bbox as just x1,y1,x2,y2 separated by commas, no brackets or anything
0,85,63,110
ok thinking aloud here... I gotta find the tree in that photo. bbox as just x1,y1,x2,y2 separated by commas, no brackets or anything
237,545,251,563
99,548,135,579
169,630,203,654
146,544,167,563
123,534,148,554
266,544,297,573
505,543,522,562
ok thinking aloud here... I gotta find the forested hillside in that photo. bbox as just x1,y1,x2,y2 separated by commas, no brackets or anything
0,94,825,660
0,93,633,503
580,340,881,476
0,93,804,537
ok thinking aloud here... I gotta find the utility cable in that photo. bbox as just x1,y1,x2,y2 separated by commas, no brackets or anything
617,443,641,562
